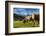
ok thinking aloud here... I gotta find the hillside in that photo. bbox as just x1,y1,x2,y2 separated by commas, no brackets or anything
14,13,25,20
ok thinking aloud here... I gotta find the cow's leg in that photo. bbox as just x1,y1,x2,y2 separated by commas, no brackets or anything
37,20,39,27
27,19,28,22
32,19,35,27
23,20,25,23
33,20,35,26
23,20,26,24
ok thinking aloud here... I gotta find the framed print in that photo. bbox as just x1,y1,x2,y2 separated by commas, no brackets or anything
5,1,45,35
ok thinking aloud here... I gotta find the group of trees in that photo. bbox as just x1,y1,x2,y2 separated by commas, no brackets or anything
14,13,25,21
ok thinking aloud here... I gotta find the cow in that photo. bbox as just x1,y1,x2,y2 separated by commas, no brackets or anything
23,16,31,23
31,14,39,26
31,14,39,22
23,14,39,24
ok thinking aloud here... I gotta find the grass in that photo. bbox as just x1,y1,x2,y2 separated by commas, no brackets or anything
13,20,39,28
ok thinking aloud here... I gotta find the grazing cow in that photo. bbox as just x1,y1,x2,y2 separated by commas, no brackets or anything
23,13,39,24
23,16,31,23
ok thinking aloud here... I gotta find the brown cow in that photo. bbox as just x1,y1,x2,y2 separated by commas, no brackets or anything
23,13,39,24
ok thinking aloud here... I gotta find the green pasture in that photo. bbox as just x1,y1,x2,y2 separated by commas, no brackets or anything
13,20,39,28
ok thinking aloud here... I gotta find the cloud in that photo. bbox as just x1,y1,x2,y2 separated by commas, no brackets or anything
13,8,39,16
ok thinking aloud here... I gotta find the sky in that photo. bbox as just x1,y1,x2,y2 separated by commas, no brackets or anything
13,8,39,16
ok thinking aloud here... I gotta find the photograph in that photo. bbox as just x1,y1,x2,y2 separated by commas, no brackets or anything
13,8,39,28
5,1,45,35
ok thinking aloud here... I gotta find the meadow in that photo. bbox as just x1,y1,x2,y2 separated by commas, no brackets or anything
13,20,39,28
